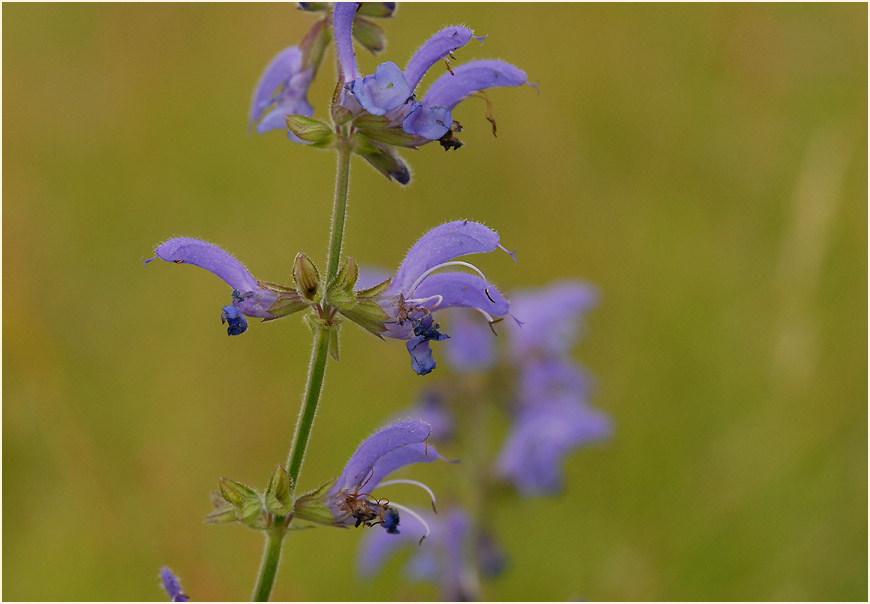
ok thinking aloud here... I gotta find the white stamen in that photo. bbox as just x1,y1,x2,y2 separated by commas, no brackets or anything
389,502,432,545
404,294,444,310
377,479,438,513
408,261,490,296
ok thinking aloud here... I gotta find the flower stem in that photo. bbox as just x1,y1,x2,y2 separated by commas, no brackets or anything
251,142,353,602
252,528,285,602
325,141,352,282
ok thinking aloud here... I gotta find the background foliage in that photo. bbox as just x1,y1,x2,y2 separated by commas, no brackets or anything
3,3,867,601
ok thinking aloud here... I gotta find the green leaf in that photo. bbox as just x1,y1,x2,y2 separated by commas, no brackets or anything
264,465,294,516
352,17,386,54
285,115,335,147
352,135,410,185
357,277,392,299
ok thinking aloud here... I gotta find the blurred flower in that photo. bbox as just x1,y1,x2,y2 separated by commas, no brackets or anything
376,220,513,375
159,567,188,602
324,419,444,542
358,506,506,600
145,238,305,336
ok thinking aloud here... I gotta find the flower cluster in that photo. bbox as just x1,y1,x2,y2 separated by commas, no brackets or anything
251,2,532,184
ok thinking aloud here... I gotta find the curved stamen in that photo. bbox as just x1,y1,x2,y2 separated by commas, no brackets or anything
408,260,490,296
377,479,438,513
498,243,518,264
404,294,444,310
388,502,432,545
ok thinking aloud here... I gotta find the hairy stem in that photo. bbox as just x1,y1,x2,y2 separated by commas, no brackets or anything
252,529,285,602
250,142,353,601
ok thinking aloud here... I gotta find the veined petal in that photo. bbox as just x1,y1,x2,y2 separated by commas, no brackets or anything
422,60,528,110
404,26,475,92
146,238,260,293
393,221,501,293
334,420,433,492
249,46,305,129
333,2,360,82
351,61,411,115
402,102,452,140
412,272,510,316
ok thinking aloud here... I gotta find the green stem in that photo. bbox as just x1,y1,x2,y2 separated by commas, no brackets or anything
250,141,353,602
326,142,352,282
252,529,285,602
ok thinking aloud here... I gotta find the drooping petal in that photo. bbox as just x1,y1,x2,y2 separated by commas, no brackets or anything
333,2,360,82
146,238,260,293
159,567,188,603
404,26,475,92
351,61,411,115
402,102,452,140
407,334,445,375
254,63,316,135
422,60,528,110
221,305,249,336
508,281,598,356
366,439,441,488
496,400,611,496
249,46,307,131
393,221,502,293
334,420,433,492
411,272,510,316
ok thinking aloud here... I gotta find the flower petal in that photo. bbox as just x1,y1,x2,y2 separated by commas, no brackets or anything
412,272,510,316
160,567,188,603
335,420,433,492
248,46,305,130
496,400,611,496
422,60,528,110
402,102,452,140
146,238,260,293
508,281,598,356
442,309,497,372
351,61,411,115
333,2,360,82
393,221,501,293
404,26,475,92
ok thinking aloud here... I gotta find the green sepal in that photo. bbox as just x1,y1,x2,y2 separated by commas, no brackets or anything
218,477,263,523
339,298,390,337
357,277,391,299
205,490,238,524
357,2,397,18
264,464,295,516
304,315,341,361
352,17,386,54
286,115,335,148
301,19,331,73
292,479,337,526
293,253,322,302
259,280,297,294
267,292,309,318
297,2,330,12
352,135,410,185
353,114,420,147
326,257,360,309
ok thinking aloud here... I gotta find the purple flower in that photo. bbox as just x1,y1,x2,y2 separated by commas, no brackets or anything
507,281,599,358
358,506,503,600
442,308,498,372
496,397,611,496
159,567,188,602
377,221,514,375
248,45,315,139
333,4,531,146
325,419,443,542
145,238,279,336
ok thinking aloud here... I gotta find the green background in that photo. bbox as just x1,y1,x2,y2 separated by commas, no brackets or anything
3,3,867,601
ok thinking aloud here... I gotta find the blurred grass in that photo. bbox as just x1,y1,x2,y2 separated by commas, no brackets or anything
2,3,866,601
